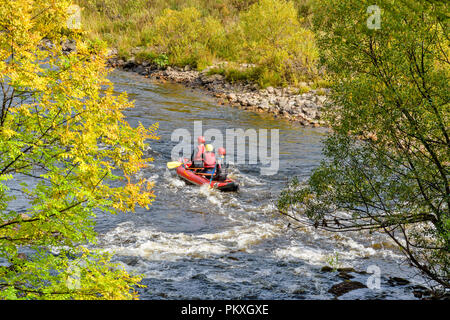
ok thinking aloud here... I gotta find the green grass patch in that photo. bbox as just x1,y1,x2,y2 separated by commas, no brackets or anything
77,0,323,88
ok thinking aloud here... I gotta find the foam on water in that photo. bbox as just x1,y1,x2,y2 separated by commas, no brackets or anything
97,161,417,299
163,169,186,189
99,214,284,262
91,70,430,299
274,245,330,266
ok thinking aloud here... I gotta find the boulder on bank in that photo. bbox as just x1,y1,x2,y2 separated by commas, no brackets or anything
387,277,410,286
61,39,77,54
328,280,367,297
200,74,224,84
123,57,136,69
337,272,354,280
321,266,334,272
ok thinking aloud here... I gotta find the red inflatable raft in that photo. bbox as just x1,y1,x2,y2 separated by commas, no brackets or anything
176,161,239,192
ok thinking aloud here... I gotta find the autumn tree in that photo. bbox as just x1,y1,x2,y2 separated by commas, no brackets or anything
278,0,449,289
0,0,158,299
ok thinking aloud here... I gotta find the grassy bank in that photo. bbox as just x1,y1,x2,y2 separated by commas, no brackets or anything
77,0,323,88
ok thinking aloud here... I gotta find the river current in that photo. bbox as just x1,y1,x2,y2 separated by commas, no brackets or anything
92,70,426,299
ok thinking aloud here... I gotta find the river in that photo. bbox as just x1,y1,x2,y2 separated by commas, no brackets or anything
93,70,426,299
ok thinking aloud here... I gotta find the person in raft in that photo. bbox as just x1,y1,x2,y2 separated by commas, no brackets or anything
201,144,217,176
215,147,228,181
191,136,206,169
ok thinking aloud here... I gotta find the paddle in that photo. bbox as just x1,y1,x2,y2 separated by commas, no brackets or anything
209,164,216,187
166,161,183,169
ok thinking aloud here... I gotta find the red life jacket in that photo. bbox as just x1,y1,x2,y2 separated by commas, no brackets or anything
193,144,205,161
203,151,216,168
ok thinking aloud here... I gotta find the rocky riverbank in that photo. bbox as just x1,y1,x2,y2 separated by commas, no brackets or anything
40,39,328,125
108,56,329,127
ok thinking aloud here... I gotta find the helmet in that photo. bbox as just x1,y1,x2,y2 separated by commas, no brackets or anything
205,144,214,152
197,136,205,144
218,147,226,156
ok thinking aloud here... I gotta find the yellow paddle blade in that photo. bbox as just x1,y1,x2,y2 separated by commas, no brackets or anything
167,161,183,169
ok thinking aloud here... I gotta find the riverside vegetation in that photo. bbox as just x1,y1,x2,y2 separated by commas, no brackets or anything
1,0,448,300
77,0,321,89
78,0,328,125
80,0,449,295
278,0,449,292
0,0,158,299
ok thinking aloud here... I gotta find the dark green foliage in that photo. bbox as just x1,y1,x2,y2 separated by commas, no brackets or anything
278,0,449,288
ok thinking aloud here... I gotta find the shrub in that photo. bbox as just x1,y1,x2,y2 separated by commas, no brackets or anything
78,0,322,87
237,0,319,84
143,7,226,69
